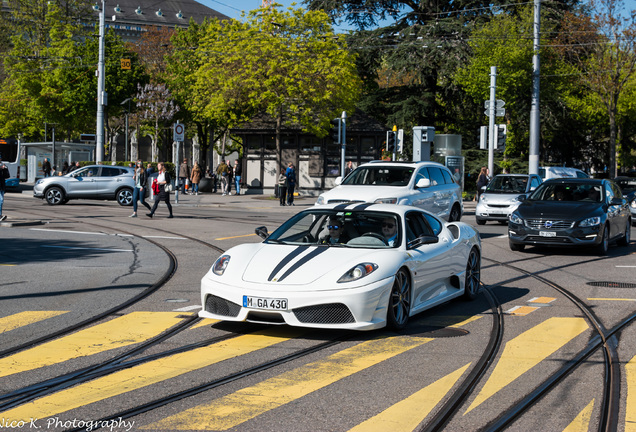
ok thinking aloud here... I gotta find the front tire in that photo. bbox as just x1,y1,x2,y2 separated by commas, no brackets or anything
463,248,481,300
618,219,631,247
594,224,609,255
387,268,411,330
509,239,525,252
45,187,64,205
117,188,133,206
476,218,486,226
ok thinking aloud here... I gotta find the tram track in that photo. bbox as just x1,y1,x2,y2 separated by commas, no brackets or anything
3,199,633,431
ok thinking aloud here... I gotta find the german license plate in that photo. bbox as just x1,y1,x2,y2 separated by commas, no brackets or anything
539,231,556,237
243,295,288,311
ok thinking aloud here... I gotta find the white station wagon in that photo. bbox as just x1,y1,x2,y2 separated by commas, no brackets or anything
316,161,463,221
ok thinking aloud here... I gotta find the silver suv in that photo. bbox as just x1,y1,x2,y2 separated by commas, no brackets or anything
315,161,463,221
33,165,135,206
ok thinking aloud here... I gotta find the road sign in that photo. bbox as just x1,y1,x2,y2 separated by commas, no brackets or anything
80,134,96,142
173,123,185,142
121,59,131,70
484,99,505,109
484,108,505,117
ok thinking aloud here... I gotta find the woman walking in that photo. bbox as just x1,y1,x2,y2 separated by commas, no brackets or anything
147,162,173,218
190,162,202,195
130,160,152,217
476,167,489,200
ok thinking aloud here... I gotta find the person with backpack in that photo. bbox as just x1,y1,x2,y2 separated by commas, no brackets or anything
216,160,231,196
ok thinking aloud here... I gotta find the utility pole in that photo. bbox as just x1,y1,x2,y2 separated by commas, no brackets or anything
121,98,131,161
529,0,541,175
95,0,106,163
340,111,346,177
488,66,497,177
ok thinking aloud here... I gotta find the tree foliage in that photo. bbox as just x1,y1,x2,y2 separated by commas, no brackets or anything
189,4,362,167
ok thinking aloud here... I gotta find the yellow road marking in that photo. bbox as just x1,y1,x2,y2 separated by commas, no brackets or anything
0,311,69,333
0,264,16,266
528,297,556,304
588,298,636,302
505,306,539,316
0,328,306,422
348,363,470,432
190,319,220,329
0,312,185,379
563,399,594,432
625,354,636,432
466,317,588,413
420,315,483,328
144,336,433,431
215,233,257,241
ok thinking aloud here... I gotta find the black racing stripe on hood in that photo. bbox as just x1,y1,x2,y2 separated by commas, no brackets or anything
333,203,352,211
276,247,329,282
351,203,375,211
267,246,309,282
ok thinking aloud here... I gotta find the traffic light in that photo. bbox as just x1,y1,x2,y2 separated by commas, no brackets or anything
495,124,506,151
330,118,341,144
387,131,396,152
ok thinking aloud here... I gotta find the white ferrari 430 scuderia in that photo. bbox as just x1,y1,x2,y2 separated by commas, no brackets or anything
199,203,481,330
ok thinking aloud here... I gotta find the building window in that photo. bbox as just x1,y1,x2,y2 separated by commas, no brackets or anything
361,136,378,159
281,135,296,149
264,135,276,151
300,135,321,152
246,135,262,151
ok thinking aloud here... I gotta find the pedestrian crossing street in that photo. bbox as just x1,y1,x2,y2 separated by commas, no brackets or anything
0,310,632,431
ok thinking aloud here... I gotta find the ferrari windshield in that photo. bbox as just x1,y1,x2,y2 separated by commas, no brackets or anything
528,182,603,203
265,209,401,248
341,166,414,187
485,176,528,194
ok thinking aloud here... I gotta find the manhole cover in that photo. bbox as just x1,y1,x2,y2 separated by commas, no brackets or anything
587,282,636,289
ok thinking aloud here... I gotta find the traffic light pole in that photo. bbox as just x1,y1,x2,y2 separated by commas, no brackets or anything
95,0,105,163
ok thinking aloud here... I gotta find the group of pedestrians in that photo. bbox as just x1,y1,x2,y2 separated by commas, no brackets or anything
216,159,242,196
277,162,296,206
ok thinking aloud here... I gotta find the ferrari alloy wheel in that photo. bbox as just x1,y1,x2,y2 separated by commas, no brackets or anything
463,248,481,300
595,225,609,255
388,268,411,330
117,188,133,206
45,187,64,205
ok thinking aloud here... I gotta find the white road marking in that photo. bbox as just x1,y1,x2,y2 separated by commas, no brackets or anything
173,305,202,312
30,228,107,236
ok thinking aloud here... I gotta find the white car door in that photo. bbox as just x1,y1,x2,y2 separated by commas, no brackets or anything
404,212,459,312
409,168,436,213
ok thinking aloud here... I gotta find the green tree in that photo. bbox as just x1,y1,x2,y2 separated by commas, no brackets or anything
556,0,636,176
190,4,362,169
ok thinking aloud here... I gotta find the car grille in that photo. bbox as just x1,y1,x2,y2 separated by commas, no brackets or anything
488,204,509,208
525,236,573,244
525,219,574,230
293,303,355,324
205,295,241,317
327,199,365,204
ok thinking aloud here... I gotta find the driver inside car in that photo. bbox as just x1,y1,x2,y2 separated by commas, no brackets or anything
320,216,350,245
382,217,398,246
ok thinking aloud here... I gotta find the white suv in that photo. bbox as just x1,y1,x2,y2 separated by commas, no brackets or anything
315,161,463,221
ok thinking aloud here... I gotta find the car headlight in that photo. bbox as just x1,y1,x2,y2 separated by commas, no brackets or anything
480,195,488,203
212,255,230,276
374,198,398,204
316,196,325,205
580,216,601,227
631,199,636,209
337,263,378,283
509,212,523,224
36,179,44,185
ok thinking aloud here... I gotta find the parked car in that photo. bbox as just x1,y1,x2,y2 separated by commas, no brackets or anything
615,176,636,226
315,161,463,222
475,174,542,225
199,203,481,330
33,165,135,206
508,178,631,254
538,166,589,180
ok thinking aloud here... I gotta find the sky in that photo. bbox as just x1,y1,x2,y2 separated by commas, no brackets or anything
204,0,636,24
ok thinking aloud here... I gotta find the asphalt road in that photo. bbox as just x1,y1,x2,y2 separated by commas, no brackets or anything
0,191,634,432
